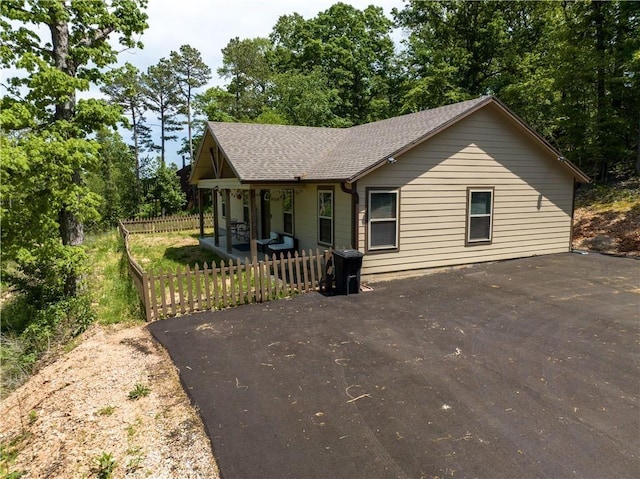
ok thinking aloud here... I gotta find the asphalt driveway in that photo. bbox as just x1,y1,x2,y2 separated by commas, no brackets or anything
149,253,639,479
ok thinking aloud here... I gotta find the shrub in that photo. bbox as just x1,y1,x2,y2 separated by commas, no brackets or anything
5,241,88,306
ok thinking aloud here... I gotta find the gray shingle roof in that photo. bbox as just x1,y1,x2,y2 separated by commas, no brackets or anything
204,96,499,182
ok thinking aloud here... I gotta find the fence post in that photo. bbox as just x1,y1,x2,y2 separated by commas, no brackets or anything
142,272,151,321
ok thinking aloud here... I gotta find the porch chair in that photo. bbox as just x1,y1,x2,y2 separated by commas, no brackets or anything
256,231,280,253
266,235,297,257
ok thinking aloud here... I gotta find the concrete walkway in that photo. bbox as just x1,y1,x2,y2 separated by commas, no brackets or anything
149,253,639,479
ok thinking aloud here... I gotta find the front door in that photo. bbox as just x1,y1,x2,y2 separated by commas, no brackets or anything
260,190,271,238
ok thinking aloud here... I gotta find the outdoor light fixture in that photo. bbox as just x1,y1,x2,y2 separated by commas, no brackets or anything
387,156,397,164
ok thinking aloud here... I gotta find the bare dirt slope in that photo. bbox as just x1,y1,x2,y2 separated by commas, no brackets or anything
572,204,639,256
0,324,219,478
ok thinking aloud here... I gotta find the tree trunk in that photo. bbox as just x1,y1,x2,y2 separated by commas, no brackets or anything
131,103,141,207
49,10,84,295
187,89,194,164
636,115,640,175
593,0,608,182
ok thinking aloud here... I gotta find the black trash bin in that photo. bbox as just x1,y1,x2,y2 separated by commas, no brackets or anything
333,249,364,295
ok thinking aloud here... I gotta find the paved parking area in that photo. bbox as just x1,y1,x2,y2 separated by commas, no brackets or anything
149,253,639,478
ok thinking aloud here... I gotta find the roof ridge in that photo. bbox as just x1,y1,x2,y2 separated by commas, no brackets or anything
310,96,492,179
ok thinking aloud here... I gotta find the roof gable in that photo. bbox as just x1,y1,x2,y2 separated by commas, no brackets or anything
191,96,589,185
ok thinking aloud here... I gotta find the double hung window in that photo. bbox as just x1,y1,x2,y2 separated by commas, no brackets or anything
368,189,399,250
283,190,294,235
318,189,333,246
467,188,494,244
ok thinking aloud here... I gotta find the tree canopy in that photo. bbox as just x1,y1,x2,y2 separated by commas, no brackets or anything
1,0,148,295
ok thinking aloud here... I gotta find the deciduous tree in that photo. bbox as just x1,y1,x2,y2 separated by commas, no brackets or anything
1,0,148,295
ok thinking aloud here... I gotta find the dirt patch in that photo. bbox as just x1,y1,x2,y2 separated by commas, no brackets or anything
572,205,640,256
0,324,219,478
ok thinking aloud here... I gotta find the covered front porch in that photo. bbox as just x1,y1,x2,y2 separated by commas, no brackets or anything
196,177,301,260
199,234,267,263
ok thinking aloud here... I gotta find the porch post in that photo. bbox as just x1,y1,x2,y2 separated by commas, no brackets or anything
198,188,204,238
249,188,258,260
224,189,232,254
212,188,220,246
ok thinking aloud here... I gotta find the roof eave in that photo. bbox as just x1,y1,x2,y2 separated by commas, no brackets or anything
489,97,591,183
188,125,210,185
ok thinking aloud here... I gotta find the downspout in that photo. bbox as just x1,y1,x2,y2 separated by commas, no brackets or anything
341,181,359,249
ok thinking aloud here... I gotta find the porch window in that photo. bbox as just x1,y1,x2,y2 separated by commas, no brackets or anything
318,189,333,246
466,188,494,244
368,189,399,250
221,192,226,218
283,189,294,235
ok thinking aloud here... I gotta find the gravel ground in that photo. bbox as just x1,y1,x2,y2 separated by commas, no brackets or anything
0,324,219,478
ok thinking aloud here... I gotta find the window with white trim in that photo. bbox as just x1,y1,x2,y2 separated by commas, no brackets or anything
283,189,294,235
467,189,494,243
221,192,226,218
318,189,333,246
368,189,399,250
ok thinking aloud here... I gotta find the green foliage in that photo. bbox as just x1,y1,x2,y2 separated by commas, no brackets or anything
575,178,640,210
5,241,88,306
100,62,151,200
218,37,273,120
169,44,212,163
142,58,183,163
193,86,237,122
27,411,37,426
268,68,339,126
0,294,94,396
394,0,640,181
94,452,116,479
128,384,150,400
270,4,395,124
0,432,28,478
140,162,185,217
86,129,139,227
1,0,149,250
96,406,116,416
0,332,31,398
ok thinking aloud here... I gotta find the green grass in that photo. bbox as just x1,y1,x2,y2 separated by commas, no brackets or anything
85,229,145,325
126,230,223,273
127,383,150,400
575,177,640,211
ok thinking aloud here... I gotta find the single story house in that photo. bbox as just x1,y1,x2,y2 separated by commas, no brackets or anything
189,96,589,277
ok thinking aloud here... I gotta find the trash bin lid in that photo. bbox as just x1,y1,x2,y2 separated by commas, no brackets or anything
334,249,364,258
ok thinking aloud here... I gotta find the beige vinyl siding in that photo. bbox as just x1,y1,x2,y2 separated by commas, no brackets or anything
291,184,352,252
357,104,575,276
216,192,244,224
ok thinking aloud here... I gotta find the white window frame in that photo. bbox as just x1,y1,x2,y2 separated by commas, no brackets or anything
283,189,294,235
318,189,333,246
221,192,226,219
367,189,400,251
466,188,494,244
